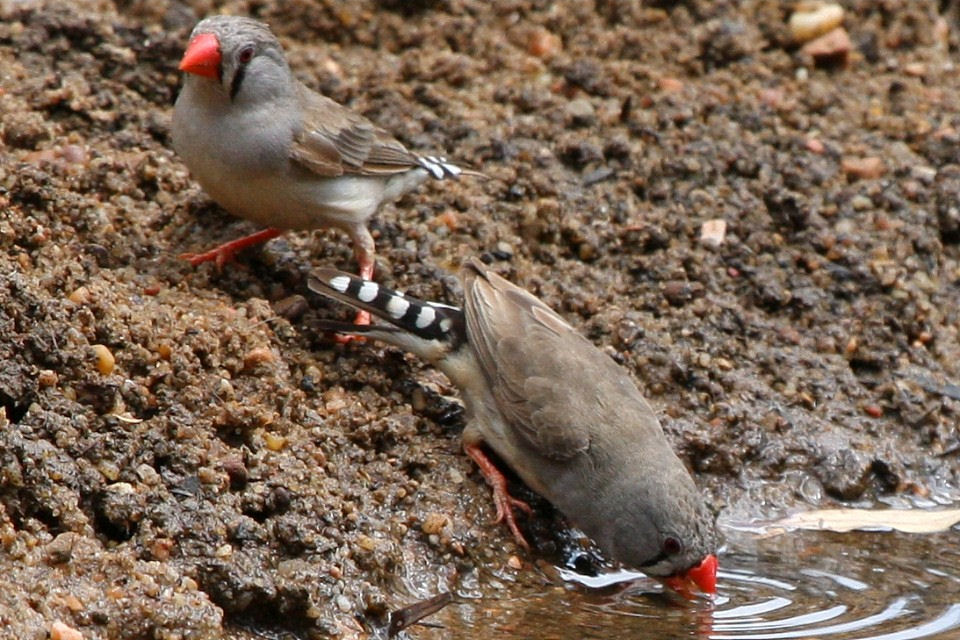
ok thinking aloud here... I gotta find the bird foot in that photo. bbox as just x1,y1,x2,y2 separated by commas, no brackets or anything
333,310,370,344
180,227,284,268
465,443,532,549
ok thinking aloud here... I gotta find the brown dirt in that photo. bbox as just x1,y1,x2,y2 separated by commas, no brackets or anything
1,0,959,637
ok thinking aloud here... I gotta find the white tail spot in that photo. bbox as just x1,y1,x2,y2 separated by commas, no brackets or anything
386,295,410,319
419,155,461,180
358,281,379,302
415,305,436,329
329,275,350,292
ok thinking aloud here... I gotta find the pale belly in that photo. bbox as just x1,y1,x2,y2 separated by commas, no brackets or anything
192,165,394,232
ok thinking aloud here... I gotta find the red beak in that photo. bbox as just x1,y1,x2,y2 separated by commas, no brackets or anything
179,32,221,80
664,554,718,597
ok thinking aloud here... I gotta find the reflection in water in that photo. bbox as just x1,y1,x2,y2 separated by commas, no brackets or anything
409,527,960,640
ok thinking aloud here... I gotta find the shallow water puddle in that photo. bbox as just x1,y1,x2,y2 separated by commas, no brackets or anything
412,523,960,639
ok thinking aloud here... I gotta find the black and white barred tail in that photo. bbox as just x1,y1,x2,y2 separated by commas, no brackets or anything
416,155,463,180
416,155,487,181
307,268,465,345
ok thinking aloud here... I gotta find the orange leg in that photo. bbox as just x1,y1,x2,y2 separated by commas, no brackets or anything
465,443,532,549
180,228,284,268
351,252,373,328
334,229,375,343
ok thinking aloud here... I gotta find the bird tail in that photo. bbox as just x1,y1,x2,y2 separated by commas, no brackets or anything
416,155,487,180
307,268,466,358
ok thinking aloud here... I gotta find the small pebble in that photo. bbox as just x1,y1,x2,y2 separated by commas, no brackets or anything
903,62,926,77
320,58,342,78
45,532,79,564
51,621,83,640
220,456,248,487
842,156,885,180
243,346,275,370
91,344,115,375
805,138,825,154
38,369,58,387
700,219,727,247
135,463,160,485
59,144,88,165
356,534,377,551
658,77,684,92
566,98,595,127
324,387,349,412
410,387,427,412
197,466,222,485
662,280,694,307
68,286,90,304
494,241,514,259
934,17,950,50
759,87,784,108
430,210,459,230
578,241,597,261
150,538,174,561
714,357,734,371
864,404,883,418
845,336,859,355
507,555,523,570
217,378,235,400
527,27,562,59
421,512,450,535
63,595,83,612
789,3,845,43
263,432,287,452
155,342,172,360
910,165,937,184
801,27,851,66
272,294,308,321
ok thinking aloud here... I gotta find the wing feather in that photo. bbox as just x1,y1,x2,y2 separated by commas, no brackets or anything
462,261,599,460
289,85,421,177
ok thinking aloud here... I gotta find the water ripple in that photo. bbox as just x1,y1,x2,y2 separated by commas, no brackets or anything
426,528,960,640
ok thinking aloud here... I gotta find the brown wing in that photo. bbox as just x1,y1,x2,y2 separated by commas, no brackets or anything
462,260,605,460
289,84,421,177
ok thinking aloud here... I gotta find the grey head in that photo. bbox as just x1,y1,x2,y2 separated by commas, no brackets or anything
596,461,719,583
180,16,292,104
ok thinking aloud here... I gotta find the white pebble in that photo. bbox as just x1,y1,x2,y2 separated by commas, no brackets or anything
789,4,845,43
700,219,727,247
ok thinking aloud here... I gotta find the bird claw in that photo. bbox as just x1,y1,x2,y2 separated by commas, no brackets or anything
179,228,284,269
493,494,533,520
179,249,233,268
465,443,532,550
491,492,532,550
332,310,370,344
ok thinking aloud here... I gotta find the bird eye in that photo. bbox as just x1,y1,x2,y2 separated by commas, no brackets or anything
663,536,682,555
238,46,255,64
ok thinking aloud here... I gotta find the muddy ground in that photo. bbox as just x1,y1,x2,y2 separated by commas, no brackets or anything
1,0,959,638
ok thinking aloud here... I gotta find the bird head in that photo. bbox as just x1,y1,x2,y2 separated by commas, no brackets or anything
594,467,720,597
178,16,290,102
